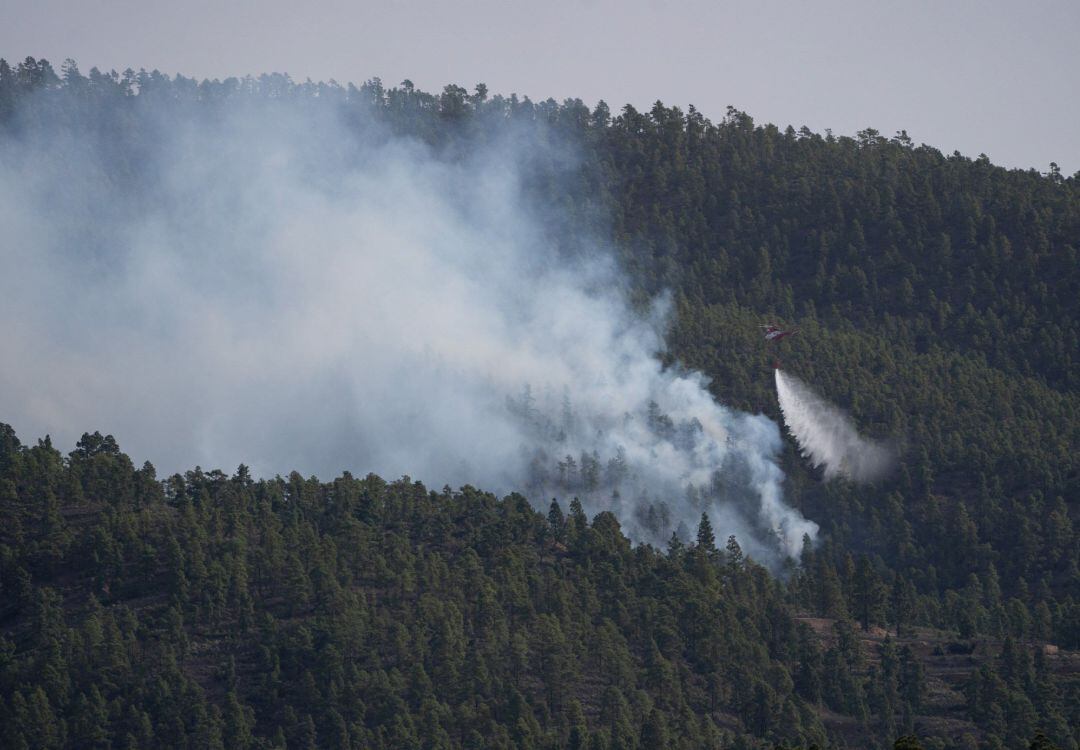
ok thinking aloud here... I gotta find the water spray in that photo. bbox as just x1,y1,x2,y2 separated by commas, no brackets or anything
774,369,894,482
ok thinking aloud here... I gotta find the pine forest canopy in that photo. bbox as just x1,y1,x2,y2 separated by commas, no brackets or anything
0,56,1078,750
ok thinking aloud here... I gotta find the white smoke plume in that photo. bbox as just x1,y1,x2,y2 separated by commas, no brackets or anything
774,369,894,482
0,85,817,561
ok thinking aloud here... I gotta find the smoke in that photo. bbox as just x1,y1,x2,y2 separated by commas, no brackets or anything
0,84,817,561
774,369,894,482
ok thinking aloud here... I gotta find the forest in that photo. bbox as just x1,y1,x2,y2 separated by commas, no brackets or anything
0,56,1077,749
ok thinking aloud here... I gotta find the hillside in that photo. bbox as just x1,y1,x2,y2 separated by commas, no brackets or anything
1,431,1077,749
1,57,1078,749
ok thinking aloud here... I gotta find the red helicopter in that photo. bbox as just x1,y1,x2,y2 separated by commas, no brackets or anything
761,324,797,342
760,325,797,368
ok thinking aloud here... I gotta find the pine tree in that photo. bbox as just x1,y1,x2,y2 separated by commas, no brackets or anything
696,513,715,553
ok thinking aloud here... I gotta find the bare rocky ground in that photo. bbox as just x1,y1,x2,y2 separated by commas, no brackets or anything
797,615,1080,747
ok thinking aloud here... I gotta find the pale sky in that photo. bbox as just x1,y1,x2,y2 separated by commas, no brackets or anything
2,0,1078,173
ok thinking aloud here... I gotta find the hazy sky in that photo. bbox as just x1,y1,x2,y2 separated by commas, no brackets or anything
3,0,1078,172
